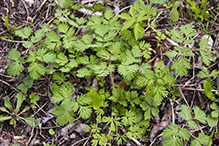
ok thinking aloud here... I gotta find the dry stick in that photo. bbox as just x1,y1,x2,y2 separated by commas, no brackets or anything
115,5,131,16
35,103,59,129
149,133,162,146
0,74,16,79
21,0,29,26
55,123,78,145
29,128,38,146
120,126,142,146
170,99,175,124
33,101,48,116
0,38,27,43
0,79,19,92
83,132,92,146
180,87,218,92
32,0,48,24
177,87,203,133
72,136,92,146
27,118,36,146
35,0,48,14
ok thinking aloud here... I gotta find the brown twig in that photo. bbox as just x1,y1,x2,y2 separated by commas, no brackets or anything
21,0,29,26
180,86,218,92
82,132,92,146
0,79,19,92
0,38,27,43
56,123,78,145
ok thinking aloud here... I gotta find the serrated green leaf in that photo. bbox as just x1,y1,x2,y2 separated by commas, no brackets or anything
121,110,136,126
72,3,81,10
56,0,71,9
183,39,195,45
53,73,69,84
129,5,136,19
104,10,114,20
28,62,46,79
95,25,110,36
23,41,33,48
82,34,93,44
134,23,144,40
171,58,190,76
56,52,68,66
7,61,24,77
182,47,194,57
121,19,135,31
15,27,31,39
197,133,210,145
93,3,103,12
179,105,192,120
163,137,183,146
194,106,207,124
31,29,45,43
151,107,159,117
191,139,201,146
207,114,218,127
137,11,149,22
170,29,184,43
104,30,117,41
197,67,210,79
78,106,92,119
57,23,69,33
166,50,178,58
178,128,189,141
77,67,92,78
17,83,28,93
53,99,75,126
139,63,152,75
51,89,63,103
61,86,73,98
8,49,21,60
199,38,214,66
77,95,92,105
118,64,139,80
180,24,197,38
162,124,178,138
43,52,55,63
188,120,198,130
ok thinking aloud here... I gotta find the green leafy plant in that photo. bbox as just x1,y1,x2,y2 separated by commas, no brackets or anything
187,0,212,21
170,1,179,22
162,105,212,146
7,49,25,76
0,93,40,127
3,0,219,145
118,0,157,40
166,24,197,76
197,67,218,101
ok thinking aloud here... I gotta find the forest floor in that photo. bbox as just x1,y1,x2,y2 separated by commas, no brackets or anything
1,0,219,146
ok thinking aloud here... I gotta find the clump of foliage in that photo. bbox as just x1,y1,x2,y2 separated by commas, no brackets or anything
187,0,212,21
2,0,219,145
